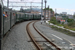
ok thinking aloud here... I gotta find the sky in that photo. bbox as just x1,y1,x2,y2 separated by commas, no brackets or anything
3,0,75,15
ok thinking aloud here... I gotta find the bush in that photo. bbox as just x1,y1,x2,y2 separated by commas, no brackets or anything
50,17,58,24
67,19,74,23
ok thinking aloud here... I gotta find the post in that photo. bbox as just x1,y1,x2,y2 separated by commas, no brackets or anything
30,2,32,13
7,0,9,8
41,0,43,20
44,0,47,22
55,9,57,19
48,5,49,20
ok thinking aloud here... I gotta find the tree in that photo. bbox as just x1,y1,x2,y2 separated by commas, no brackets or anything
67,19,74,23
50,17,58,24
43,7,54,12
73,15,75,18
67,19,75,26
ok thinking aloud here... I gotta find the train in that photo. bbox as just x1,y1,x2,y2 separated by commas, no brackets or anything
0,2,41,36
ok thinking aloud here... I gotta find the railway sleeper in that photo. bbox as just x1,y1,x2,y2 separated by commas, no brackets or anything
38,44,48,50
28,40,48,42
43,43,57,50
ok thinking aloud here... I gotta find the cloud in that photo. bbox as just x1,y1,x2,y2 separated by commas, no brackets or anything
53,8,75,14
56,8,75,11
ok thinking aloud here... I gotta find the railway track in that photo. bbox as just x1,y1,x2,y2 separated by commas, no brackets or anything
26,21,61,50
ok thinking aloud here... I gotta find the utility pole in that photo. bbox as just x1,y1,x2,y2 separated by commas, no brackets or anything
44,0,47,22
55,9,57,16
41,0,43,19
30,2,32,13
55,9,57,19
7,0,9,8
48,5,49,20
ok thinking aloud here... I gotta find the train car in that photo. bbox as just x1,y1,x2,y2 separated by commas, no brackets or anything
10,10,16,28
0,0,41,49
3,7,11,34
2,6,17,35
28,13,33,20
2,6,41,36
16,12,22,22
33,14,41,20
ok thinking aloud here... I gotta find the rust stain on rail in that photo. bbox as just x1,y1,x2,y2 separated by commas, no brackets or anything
26,21,43,50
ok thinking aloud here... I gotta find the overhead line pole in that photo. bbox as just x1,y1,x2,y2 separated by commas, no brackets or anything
7,0,9,8
48,5,49,20
41,0,43,18
44,0,47,22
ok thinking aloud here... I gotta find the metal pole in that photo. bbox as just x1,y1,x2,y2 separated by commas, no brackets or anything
55,9,57,19
7,0,9,8
44,0,47,22
30,2,32,13
48,5,49,20
41,0,43,19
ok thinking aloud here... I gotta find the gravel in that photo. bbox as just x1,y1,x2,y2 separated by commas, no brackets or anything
3,21,34,50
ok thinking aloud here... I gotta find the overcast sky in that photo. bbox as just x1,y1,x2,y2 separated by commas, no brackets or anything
3,0,75,15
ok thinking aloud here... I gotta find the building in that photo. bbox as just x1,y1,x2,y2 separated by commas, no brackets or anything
31,11,41,14
43,10,54,20
61,12,67,15
74,12,75,15
56,15,62,21
68,15,74,19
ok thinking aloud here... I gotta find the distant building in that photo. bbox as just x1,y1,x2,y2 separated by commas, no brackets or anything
24,10,41,14
68,15,74,19
56,15,62,21
74,12,75,15
31,11,41,14
61,12,67,15
43,10,54,20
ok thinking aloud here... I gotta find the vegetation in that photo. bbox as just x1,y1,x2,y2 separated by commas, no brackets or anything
49,16,75,31
73,15,75,18
49,17,63,26
67,19,75,26
50,25,75,36
48,13,75,36
64,19,75,31
43,7,54,13
50,17,59,24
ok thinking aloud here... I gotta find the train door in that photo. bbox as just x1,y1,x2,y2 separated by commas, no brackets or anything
10,11,12,28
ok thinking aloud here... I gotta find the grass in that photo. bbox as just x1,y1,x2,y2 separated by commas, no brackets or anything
50,25,75,37
71,28,75,31
57,24,63,26
64,25,75,31
48,20,75,31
